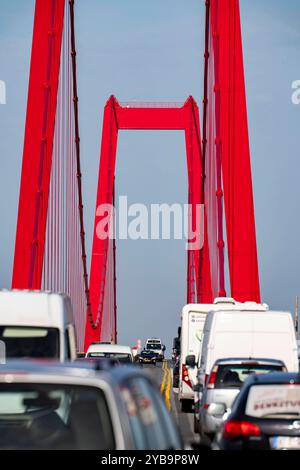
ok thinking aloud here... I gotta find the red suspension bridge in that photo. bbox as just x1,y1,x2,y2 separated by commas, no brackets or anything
11,0,260,352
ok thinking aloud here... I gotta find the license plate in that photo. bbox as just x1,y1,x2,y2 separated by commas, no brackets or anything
270,436,300,450
143,359,151,362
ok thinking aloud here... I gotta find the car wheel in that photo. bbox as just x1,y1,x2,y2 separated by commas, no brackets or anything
194,414,200,434
153,361,156,366
200,428,215,443
206,433,215,442
181,399,193,413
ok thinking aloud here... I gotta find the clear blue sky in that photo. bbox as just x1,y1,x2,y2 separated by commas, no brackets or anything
0,0,299,349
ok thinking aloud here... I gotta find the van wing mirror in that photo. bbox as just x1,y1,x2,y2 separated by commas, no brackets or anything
207,402,226,417
162,345,166,351
193,383,202,392
185,354,196,368
67,324,77,361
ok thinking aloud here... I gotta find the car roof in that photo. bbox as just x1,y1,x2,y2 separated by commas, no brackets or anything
213,357,285,366
209,309,289,316
244,372,300,386
0,289,73,327
0,360,150,384
86,344,132,354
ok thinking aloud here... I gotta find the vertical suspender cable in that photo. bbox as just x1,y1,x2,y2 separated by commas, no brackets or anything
69,0,99,330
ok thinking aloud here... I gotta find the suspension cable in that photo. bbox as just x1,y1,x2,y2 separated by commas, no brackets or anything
69,0,100,329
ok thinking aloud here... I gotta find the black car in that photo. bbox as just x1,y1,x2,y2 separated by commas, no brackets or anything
213,372,300,450
139,348,158,365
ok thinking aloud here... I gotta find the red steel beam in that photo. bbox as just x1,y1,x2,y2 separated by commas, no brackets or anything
84,96,211,348
210,0,260,301
12,0,65,289
84,96,119,346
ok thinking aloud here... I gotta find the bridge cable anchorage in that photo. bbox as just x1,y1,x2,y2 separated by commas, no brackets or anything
69,0,100,330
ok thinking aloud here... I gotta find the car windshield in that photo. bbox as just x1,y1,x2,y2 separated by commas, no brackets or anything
0,326,60,359
87,352,132,363
0,383,115,449
245,384,300,419
214,363,284,389
146,344,160,350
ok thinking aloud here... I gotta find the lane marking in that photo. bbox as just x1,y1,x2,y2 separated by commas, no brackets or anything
160,360,172,411
165,366,172,410
160,360,167,394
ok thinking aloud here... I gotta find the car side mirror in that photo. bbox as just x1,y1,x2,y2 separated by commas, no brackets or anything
207,402,226,417
185,354,196,368
162,345,166,351
193,383,201,392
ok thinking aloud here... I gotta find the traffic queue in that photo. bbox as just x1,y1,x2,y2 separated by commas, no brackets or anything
172,297,300,450
0,289,184,450
0,289,300,451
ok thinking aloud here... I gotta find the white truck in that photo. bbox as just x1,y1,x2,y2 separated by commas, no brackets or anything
145,338,165,362
0,289,77,361
178,298,269,412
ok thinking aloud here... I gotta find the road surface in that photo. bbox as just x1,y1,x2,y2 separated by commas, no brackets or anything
142,360,197,445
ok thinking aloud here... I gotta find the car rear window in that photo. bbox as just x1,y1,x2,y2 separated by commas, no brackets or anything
0,383,115,449
87,352,132,363
215,363,284,389
245,384,300,419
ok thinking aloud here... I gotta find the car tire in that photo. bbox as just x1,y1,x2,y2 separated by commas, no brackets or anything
200,428,214,443
181,399,193,413
206,433,215,442
194,414,200,434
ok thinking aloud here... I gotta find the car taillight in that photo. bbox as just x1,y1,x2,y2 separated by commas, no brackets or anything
207,366,218,389
223,420,261,439
182,364,193,389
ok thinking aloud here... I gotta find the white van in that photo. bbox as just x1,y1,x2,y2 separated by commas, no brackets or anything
198,309,299,389
0,290,77,361
86,343,133,364
178,298,269,412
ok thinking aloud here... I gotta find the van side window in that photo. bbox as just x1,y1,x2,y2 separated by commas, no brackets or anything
65,330,71,360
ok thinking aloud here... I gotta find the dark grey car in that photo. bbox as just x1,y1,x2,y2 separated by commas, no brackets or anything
213,372,300,450
195,358,286,438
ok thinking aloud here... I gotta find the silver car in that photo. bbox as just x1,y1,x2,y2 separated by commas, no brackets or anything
195,357,286,439
0,360,183,450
